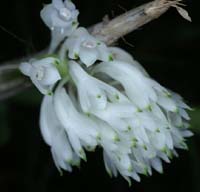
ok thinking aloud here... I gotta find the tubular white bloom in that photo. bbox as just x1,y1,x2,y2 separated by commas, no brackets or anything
40,0,79,52
94,60,158,109
19,57,61,95
69,60,135,113
53,81,100,160
40,95,76,171
62,27,113,66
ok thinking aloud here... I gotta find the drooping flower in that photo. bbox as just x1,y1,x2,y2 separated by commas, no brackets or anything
19,0,193,183
94,60,158,109
19,57,61,94
40,95,78,171
61,27,113,66
41,0,79,52
53,81,100,159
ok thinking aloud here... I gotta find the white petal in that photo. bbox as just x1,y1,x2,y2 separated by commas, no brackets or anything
53,84,99,157
110,47,149,76
69,61,107,112
32,57,57,67
97,43,111,62
157,94,177,112
31,77,49,95
181,130,193,137
65,0,76,10
103,150,118,177
97,80,130,103
51,148,72,172
171,91,192,110
40,96,54,145
92,108,129,131
79,47,98,66
157,152,170,163
40,66,61,85
151,158,163,173
131,124,149,144
52,129,73,163
19,62,32,76
67,130,84,158
137,112,157,131
110,47,134,63
40,95,74,170
179,108,190,120
94,61,156,108
53,0,64,10
131,172,141,182
66,37,82,59
40,5,55,29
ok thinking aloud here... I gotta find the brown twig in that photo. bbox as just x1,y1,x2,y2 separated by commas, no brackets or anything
0,64,31,100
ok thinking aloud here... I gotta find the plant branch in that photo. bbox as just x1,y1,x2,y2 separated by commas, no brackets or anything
90,0,176,44
0,0,187,100
0,64,31,100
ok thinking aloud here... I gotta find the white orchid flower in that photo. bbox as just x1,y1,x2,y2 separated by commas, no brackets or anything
69,61,107,112
94,60,157,109
41,0,79,32
40,95,77,171
53,82,100,160
40,0,79,52
69,60,132,113
19,57,61,95
62,27,113,66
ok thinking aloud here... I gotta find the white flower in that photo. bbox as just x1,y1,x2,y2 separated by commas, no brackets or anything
53,81,100,159
108,47,179,111
61,27,113,66
69,61,107,111
41,0,79,32
94,60,157,109
40,95,77,171
69,60,134,113
19,57,61,94
40,0,79,52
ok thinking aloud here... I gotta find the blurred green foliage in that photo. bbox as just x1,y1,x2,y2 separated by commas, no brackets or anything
189,108,200,133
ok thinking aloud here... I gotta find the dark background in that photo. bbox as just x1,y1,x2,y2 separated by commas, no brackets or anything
0,0,200,191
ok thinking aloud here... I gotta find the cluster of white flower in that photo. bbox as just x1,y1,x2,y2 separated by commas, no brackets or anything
19,0,192,185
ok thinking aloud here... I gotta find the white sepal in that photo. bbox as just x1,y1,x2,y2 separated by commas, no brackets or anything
19,58,61,95
63,27,111,66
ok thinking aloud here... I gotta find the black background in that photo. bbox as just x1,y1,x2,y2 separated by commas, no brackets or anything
0,0,200,192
